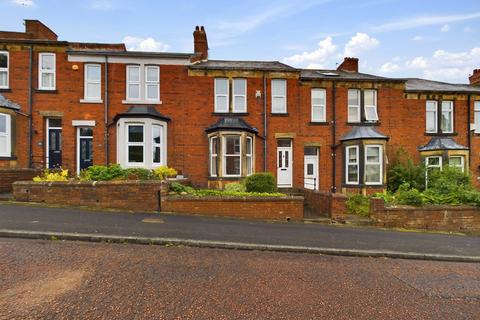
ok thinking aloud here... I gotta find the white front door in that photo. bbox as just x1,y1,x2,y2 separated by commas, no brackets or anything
304,155,318,190
277,146,293,188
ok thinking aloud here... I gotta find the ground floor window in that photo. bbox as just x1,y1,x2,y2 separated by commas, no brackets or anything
345,145,359,184
344,143,385,186
365,145,382,185
449,156,464,172
0,113,11,157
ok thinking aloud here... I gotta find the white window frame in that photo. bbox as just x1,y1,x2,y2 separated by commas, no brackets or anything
126,123,145,167
364,145,383,185
474,101,480,133
232,78,247,113
209,136,219,177
0,113,11,157
441,101,454,133
38,53,56,90
271,79,287,114
311,88,326,122
214,78,229,113
364,89,378,122
152,124,162,165
348,89,361,123
425,156,442,186
426,101,438,133
0,51,9,89
246,136,253,176
222,134,242,177
83,64,102,102
346,145,359,185
126,65,141,101
145,65,160,102
449,156,465,172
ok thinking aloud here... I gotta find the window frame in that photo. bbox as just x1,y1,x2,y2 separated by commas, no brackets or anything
209,136,219,177
425,156,442,186
214,78,229,113
347,89,361,123
345,145,359,185
83,64,102,101
145,65,160,102
232,78,247,113
311,88,326,122
246,136,253,176
222,135,242,177
426,100,438,133
0,51,9,89
449,155,465,172
474,101,480,133
126,65,141,101
441,101,454,133
151,124,163,165
364,144,383,185
364,89,378,122
126,123,145,166
0,113,11,157
271,79,287,114
38,52,56,90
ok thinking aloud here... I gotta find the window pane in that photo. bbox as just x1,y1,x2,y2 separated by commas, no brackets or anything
41,54,54,70
449,157,462,166
348,90,359,105
272,80,285,96
0,136,6,153
441,101,453,132
364,90,376,105
128,66,140,82
348,147,357,162
365,106,378,121
246,137,252,154
87,83,101,99
307,163,314,175
0,71,6,87
426,110,436,132
0,53,7,68
277,139,291,147
225,156,240,175
234,96,246,111
348,106,359,122
128,83,140,99
246,156,252,175
311,89,325,105
87,65,101,81
225,136,240,155
128,146,143,163
365,164,380,183
272,97,285,112
304,147,317,156
153,147,161,163
215,78,228,95
146,67,159,82
79,127,93,137
312,106,325,121
0,115,5,133
366,147,380,162
128,125,143,142
146,84,159,100
348,165,358,182
211,137,218,154
41,73,54,88
211,156,218,176
233,79,246,95
48,118,62,127
152,125,161,145
427,157,440,166
216,96,228,111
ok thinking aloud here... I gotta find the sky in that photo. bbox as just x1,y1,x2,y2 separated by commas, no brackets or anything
1,0,480,83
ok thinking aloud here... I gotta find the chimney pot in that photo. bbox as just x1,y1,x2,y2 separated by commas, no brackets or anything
337,57,359,73
192,25,209,63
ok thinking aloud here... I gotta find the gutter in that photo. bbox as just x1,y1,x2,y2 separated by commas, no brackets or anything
27,45,33,168
331,81,337,193
263,73,267,171
104,56,109,165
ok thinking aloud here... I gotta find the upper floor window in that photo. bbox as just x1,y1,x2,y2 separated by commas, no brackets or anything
348,89,360,122
0,113,11,157
0,51,9,89
475,101,480,133
145,66,160,101
441,101,454,133
426,101,438,133
127,65,141,100
214,78,229,113
348,89,378,123
426,100,454,134
311,88,326,122
214,78,247,113
84,64,101,102
125,65,160,103
233,78,247,113
271,79,287,113
39,53,56,90
364,90,378,121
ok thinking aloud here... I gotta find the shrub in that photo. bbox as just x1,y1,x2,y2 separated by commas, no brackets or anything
387,158,425,192
427,166,471,193
244,173,277,193
395,183,423,206
154,166,177,180
346,194,370,217
169,181,188,193
224,182,245,192
80,164,124,181
33,169,69,182
123,168,157,180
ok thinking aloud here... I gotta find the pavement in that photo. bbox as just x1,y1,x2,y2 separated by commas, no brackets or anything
0,202,479,262
0,238,479,319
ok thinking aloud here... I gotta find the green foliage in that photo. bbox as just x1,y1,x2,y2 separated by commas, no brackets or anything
244,173,277,193
169,181,188,193
224,182,246,192
123,168,158,180
168,181,283,197
33,169,69,182
346,194,370,217
395,183,423,206
80,164,125,181
153,166,177,180
387,154,425,192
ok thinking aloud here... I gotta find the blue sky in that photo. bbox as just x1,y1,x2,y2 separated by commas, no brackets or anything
2,0,480,83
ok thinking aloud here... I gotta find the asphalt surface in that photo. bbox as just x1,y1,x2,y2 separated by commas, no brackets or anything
0,238,479,319
0,203,479,257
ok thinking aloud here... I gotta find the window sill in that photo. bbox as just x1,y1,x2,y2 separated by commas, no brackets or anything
0,156,17,160
122,100,162,105
270,113,289,117
80,99,103,104
35,89,57,94
212,112,249,116
309,121,329,126
0,88,11,93
424,132,457,136
347,121,380,126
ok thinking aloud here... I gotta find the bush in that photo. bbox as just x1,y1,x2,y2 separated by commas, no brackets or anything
395,183,423,206
123,168,157,180
346,194,370,217
224,182,245,192
169,181,187,193
153,166,177,180
244,173,277,193
387,158,425,192
80,164,124,181
33,169,69,182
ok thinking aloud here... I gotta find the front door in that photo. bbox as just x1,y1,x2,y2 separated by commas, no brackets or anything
304,147,319,190
277,139,292,188
77,127,93,174
47,118,62,169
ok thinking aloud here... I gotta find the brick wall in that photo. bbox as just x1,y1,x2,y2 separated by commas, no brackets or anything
303,190,347,220
370,198,480,232
0,169,39,192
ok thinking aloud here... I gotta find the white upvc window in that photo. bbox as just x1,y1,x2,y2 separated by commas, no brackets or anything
348,89,360,122
246,136,253,176
209,136,219,176
426,101,438,133
441,101,454,133
365,145,383,185
364,90,378,121
271,79,287,113
311,88,326,122
214,78,229,113
145,66,160,101
474,101,480,133
233,78,247,113
126,124,145,166
0,113,11,157
126,65,141,100
223,135,241,177
84,64,101,101
0,51,9,89
449,156,464,172
346,145,359,184
39,53,56,90
425,156,442,186
152,124,162,165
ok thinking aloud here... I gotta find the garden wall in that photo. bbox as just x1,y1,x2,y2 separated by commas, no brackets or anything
303,190,347,220
370,198,480,232
0,168,40,193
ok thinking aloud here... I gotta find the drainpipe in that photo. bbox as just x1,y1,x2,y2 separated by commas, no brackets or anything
104,56,109,165
27,45,33,168
467,94,472,160
331,81,337,193
263,73,267,172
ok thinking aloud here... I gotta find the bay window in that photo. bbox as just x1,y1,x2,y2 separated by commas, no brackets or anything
365,145,382,185
441,101,454,133
311,88,326,122
449,156,464,172
214,78,229,112
84,64,101,102
346,145,359,184
127,124,144,165
246,136,253,176
152,124,162,164
348,89,360,122
0,51,8,89
223,135,241,176
271,79,286,113
210,136,219,176
426,101,438,133
39,53,55,90
0,113,11,157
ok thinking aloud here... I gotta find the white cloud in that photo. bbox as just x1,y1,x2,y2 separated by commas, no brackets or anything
282,36,337,68
123,36,170,52
440,24,450,32
406,56,427,69
380,62,400,73
90,0,114,10
11,0,35,6
371,11,480,32
412,35,424,41
343,33,379,57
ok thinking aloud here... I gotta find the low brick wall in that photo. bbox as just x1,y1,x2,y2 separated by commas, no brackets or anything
303,190,347,220
162,195,304,221
0,168,40,193
370,198,480,232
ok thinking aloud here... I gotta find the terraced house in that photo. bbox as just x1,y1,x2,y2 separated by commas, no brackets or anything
1,20,480,193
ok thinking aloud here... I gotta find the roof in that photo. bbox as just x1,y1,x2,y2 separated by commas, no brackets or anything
205,117,259,134
418,137,468,151
300,69,403,82
114,106,171,122
190,60,298,72
340,126,389,141
405,78,480,93
67,49,193,59
0,94,20,110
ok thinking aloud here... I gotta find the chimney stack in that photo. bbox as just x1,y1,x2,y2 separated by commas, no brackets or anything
469,69,480,86
337,57,359,73
191,25,208,63
24,20,58,41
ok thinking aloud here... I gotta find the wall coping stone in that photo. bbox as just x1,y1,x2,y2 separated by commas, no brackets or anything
166,195,304,202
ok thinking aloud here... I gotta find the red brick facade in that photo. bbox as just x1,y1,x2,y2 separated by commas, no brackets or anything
1,20,480,194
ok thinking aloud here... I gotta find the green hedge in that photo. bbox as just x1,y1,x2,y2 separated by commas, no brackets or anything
244,173,277,193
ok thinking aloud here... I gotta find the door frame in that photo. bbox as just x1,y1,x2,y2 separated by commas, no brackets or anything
76,126,94,175
45,118,62,169
277,142,293,188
